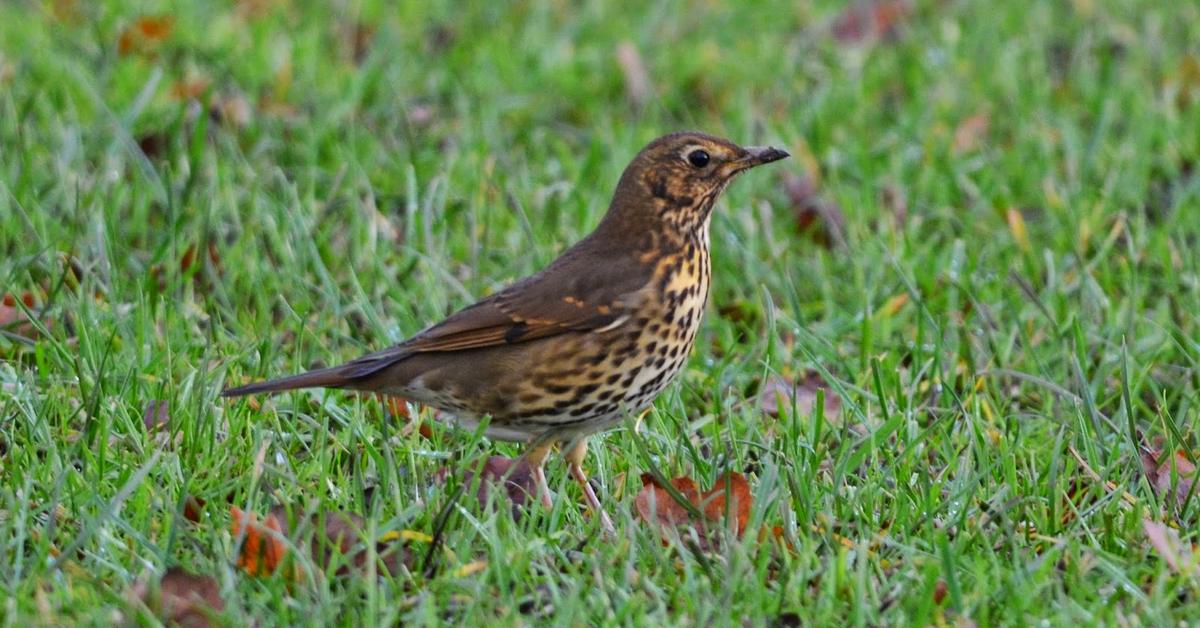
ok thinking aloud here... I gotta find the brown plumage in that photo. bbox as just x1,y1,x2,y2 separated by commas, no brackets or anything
223,131,788,531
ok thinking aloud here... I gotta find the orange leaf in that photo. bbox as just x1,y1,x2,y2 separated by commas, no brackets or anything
230,507,288,577
634,472,754,549
699,472,752,536
118,16,174,56
0,291,45,339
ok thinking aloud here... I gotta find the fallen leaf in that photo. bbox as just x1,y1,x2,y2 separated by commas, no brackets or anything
229,506,288,577
299,509,410,577
143,400,169,431
634,472,752,549
615,41,653,107
782,172,846,248
1141,448,1198,509
933,579,949,605
183,495,206,523
0,292,44,339
1142,519,1193,574
952,112,990,154
118,15,174,56
231,506,410,578
758,371,842,419
131,567,224,628
460,456,539,519
831,0,913,44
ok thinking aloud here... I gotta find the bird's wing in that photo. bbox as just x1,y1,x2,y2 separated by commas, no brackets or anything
339,248,654,379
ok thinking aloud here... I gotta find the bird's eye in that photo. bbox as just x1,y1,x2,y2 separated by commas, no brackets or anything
687,150,710,168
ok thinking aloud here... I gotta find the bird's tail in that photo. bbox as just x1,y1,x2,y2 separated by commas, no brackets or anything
221,366,353,397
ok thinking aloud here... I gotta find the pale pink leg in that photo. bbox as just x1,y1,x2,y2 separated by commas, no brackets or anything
565,439,615,534
525,441,554,510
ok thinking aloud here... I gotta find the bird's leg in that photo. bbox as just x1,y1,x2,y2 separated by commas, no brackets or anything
524,440,555,510
564,438,615,534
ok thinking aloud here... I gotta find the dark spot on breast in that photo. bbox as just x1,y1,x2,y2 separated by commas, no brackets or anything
570,403,597,417
607,373,621,385
645,341,658,354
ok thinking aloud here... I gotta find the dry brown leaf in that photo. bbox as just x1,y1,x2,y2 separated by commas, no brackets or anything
615,41,653,107
461,456,539,519
1141,448,1198,509
296,509,410,577
132,567,224,628
118,15,174,56
758,371,842,419
831,0,913,44
932,579,949,605
782,172,846,248
231,506,410,578
1142,519,1194,574
953,113,991,154
183,495,206,523
633,472,752,549
143,400,169,432
0,292,42,339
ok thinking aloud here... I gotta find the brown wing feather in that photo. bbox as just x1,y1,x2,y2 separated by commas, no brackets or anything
340,241,653,379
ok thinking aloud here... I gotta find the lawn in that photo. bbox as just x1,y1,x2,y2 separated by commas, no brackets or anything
2,0,1200,624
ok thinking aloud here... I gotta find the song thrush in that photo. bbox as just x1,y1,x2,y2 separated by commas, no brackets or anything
223,131,788,531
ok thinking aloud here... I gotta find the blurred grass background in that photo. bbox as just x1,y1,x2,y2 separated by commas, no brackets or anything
2,0,1199,623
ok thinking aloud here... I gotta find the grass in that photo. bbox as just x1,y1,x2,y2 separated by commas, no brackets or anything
2,0,1200,623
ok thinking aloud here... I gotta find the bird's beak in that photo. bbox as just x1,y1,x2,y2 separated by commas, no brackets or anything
734,145,790,171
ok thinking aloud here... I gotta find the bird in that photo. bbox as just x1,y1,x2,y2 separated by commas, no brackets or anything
222,131,789,532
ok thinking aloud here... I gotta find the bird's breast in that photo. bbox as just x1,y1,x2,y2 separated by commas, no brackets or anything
616,231,712,409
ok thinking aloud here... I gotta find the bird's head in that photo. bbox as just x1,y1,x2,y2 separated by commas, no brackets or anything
604,131,789,241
